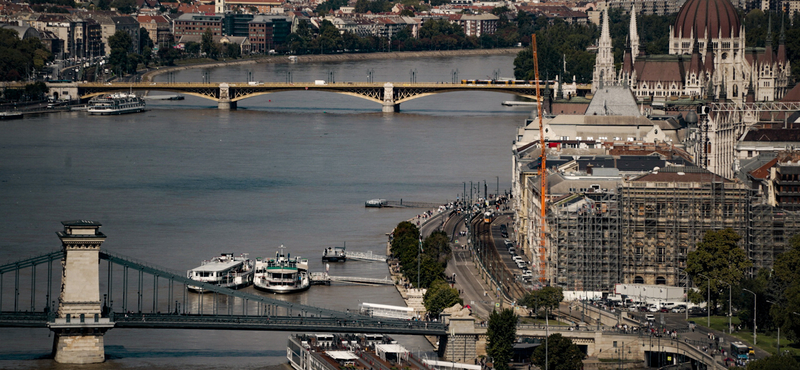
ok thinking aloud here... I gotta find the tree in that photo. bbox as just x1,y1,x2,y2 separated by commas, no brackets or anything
531,333,584,370
486,309,517,370
110,0,136,14
686,229,752,315
769,234,800,341
423,230,451,264
202,28,216,58
423,279,462,316
108,30,133,52
745,353,800,370
139,28,154,54
518,286,563,318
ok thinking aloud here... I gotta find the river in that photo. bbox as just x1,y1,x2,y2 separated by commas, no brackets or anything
0,53,530,369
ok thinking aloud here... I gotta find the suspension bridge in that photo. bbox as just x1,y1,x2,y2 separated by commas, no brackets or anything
0,220,446,364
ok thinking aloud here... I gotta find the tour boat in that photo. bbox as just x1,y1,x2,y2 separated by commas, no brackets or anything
186,253,254,292
88,92,145,115
254,246,310,294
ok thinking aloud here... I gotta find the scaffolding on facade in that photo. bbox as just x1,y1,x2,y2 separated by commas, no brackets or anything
549,191,621,292
619,170,751,286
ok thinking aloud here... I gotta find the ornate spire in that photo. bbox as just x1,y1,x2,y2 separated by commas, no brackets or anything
556,74,563,100
592,8,616,92
778,12,788,65
601,7,611,45
629,5,639,62
766,13,773,48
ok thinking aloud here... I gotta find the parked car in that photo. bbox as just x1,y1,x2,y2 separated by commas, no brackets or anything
646,314,655,322
672,305,686,313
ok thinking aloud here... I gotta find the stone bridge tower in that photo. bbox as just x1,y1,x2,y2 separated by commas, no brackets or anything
49,220,114,364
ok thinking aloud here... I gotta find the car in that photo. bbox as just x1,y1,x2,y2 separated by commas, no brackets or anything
672,305,686,313
501,231,508,238
660,307,670,313
508,247,515,254
646,314,655,322
521,271,533,278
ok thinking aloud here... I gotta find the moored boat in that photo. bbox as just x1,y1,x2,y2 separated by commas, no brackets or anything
365,199,387,207
254,246,310,293
0,111,23,120
186,253,254,292
322,245,346,262
88,92,145,115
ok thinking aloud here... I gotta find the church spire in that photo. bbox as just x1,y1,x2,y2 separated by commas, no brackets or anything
629,5,640,62
592,8,616,92
778,11,787,65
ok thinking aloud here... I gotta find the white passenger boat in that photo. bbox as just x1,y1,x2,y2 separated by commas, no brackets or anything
254,246,310,294
88,92,145,115
186,253,254,292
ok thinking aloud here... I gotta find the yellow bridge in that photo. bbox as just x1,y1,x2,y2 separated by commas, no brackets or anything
56,81,553,112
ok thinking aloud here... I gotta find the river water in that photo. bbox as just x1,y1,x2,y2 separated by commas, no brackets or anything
0,54,529,369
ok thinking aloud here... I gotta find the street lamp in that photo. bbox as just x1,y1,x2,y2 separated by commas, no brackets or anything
767,300,779,353
696,273,712,328
742,288,756,345
719,280,732,334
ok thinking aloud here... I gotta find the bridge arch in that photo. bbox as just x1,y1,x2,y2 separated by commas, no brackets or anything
77,82,542,112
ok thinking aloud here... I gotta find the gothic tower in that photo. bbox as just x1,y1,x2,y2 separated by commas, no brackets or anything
592,8,616,92
630,5,640,63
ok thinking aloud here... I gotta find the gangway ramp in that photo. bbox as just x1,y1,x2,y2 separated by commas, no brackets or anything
346,251,388,262
310,272,394,286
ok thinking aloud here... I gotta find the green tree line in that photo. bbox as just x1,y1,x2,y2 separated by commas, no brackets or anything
390,221,461,316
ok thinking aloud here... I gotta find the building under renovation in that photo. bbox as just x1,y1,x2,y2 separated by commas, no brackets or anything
619,166,751,286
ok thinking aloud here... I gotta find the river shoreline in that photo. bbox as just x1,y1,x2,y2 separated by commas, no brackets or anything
141,48,522,82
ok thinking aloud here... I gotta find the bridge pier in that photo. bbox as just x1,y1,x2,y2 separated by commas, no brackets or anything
382,82,399,113
382,102,399,113
217,83,237,110
218,99,237,110
440,310,477,362
49,220,114,364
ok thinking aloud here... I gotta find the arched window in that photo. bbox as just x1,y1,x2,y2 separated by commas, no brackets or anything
634,276,644,284
656,276,667,285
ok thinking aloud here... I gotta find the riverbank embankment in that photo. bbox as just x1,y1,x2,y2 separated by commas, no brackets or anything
141,48,522,82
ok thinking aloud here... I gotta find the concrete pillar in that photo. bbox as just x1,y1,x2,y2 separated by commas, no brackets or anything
218,82,237,110
49,220,114,364
382,82,399,113
218,100,237,110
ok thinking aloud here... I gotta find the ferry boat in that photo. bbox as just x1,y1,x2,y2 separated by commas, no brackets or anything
322,245,346,262
88,92,145,115
365,199,387,207
254,246,310,293
186,253,254,292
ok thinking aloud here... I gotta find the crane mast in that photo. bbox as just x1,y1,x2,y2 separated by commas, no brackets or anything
532,34,546,283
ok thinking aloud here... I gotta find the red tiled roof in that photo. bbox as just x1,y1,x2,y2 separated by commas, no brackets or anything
782,84,800,103
749,157,779,180
634,59,685,83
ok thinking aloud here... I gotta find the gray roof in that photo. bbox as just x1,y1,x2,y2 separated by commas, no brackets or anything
585,85,642,117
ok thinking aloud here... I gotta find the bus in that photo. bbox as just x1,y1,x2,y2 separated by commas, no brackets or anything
730,342,751,360
483,211,493,223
